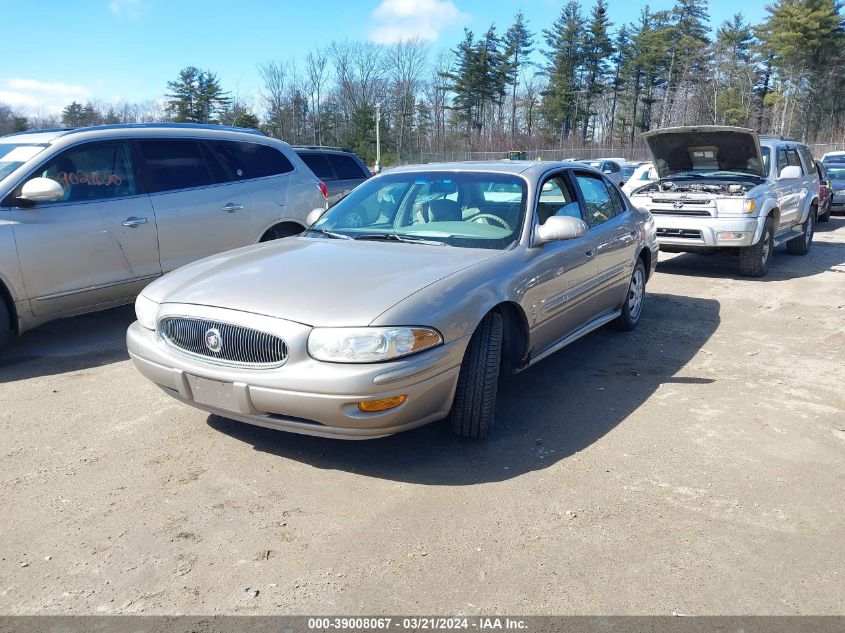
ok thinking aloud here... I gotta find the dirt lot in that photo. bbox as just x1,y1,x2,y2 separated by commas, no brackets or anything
1,219,844,615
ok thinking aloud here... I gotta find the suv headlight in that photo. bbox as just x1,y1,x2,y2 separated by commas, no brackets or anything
308,327,442,363
743,198,756,213
135,294,160,330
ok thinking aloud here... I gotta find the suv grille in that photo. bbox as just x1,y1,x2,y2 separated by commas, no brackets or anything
656,228,703,239
158,317,287,367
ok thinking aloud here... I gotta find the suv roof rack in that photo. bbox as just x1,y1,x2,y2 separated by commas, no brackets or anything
3,122,265,139
291,145,354,153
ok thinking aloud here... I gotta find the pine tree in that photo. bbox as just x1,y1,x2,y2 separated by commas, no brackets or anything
503,11,534,144
61,102,85,127
166,66,232,124
542,0,585,144
713,14,755,125
582,0,614,142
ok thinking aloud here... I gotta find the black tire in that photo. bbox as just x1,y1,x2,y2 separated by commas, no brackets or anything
449,312,503,439
260,224,303,242
0,299,11,349
614,258,647,331
818,204,830,223
786,206,815,255
739,217,774,277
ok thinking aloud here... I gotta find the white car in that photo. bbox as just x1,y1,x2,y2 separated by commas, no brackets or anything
820,151,845,163
622,162,658,196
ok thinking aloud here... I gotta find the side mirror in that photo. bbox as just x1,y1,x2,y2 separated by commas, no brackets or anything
19,177,64,203
779,165,802,180
306,207,326,226
535,215,589,245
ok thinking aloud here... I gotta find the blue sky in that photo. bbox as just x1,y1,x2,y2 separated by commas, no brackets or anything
1,0,769,116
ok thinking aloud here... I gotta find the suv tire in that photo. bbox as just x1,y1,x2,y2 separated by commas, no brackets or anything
450,312,503,439
0,299,11,348
739,217,774,277
786,205,815,255
818,204,830,223
614,259,647,331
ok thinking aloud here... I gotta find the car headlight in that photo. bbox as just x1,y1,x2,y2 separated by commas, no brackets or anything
135,293,160,330
308,327,442,363
743,198,756,213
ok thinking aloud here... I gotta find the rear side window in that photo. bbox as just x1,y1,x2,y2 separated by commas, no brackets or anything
297,152,335,180
327,153,368,180
210,141,294,180
138,140,212,193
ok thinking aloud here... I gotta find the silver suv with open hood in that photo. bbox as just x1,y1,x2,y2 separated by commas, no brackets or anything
627,126,819,277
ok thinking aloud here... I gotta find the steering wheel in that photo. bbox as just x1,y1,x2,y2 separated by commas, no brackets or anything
471,213,511,231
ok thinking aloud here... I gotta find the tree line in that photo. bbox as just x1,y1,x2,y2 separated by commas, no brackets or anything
2,0,843,165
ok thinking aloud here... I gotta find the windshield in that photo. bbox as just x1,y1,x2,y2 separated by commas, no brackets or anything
762,146,771,175
621,165,638,179
0,143,48,182
824,164,845,179
309,171,528,250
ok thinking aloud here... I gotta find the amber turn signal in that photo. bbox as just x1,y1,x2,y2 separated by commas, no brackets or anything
358,395,408,412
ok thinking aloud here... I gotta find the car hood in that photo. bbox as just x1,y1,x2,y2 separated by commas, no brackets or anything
144,237,501,327
642,126,766,179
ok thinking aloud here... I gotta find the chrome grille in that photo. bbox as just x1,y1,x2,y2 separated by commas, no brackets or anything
158,317,287,367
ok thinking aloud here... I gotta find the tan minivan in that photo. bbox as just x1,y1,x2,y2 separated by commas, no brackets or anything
0,124,327,346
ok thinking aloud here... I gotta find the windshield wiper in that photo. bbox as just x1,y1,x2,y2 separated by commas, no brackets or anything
353,233,447,246
303,228,353,240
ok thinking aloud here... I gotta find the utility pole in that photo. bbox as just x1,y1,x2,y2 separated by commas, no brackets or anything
375,102,382,174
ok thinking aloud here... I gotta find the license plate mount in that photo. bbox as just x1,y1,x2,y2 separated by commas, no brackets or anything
187,375,238,411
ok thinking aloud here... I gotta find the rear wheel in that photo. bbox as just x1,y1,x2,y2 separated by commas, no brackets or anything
786,205,815,255
450,312,503,439
614,259,646,331
818,203,830,223
739,217,773,277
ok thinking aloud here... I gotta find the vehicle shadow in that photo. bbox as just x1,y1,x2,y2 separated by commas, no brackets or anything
656,221,845,281
0,305,133,383
208,291,720,485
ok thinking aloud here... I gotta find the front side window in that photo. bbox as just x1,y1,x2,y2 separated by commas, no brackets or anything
537,174,579,223
786,148,803,173
574,172,617,227
30,142,136,203
138,140,212,193
777,148,789,175
310,171,527,250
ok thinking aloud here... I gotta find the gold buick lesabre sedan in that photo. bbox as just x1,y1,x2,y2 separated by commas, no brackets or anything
127,161,658,440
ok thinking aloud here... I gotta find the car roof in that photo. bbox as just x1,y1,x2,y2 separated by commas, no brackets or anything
1,123,267,145
377,160,606,180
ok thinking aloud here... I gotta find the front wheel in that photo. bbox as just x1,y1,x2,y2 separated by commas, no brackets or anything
739,217,774,277
0,300,11,349
450,312,503,439
818,204,830,223
614,259,646,331
786,206,815,255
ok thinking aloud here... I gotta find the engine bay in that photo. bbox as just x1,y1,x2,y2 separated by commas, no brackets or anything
634,179,757,197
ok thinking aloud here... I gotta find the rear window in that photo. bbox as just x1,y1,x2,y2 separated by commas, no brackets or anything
297,152,335,180
210,141,294,180
327,153,368,180
138,140,212,193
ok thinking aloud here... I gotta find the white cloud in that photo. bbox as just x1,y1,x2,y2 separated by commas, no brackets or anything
369,0,469,44
0,79,91,115
108,0,147,18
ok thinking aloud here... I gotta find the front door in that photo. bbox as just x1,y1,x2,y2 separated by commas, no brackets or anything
571,171,637,315
136,139,251,273
523,171,597,356
11,140,160,316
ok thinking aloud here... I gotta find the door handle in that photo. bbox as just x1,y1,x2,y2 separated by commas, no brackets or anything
122,217,149,227
222,203,244,213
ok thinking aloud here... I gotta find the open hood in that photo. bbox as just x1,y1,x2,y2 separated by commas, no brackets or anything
642,126,766,179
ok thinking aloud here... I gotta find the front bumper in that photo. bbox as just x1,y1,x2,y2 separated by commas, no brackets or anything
127,309,467,439
652,215,764,248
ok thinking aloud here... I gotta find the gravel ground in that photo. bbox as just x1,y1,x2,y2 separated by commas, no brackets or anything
1,218,843,615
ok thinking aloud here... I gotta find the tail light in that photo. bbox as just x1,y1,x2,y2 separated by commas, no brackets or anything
317,181,328,199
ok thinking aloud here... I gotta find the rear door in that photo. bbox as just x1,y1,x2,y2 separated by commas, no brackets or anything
137,139,252,273
10,140,160,316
